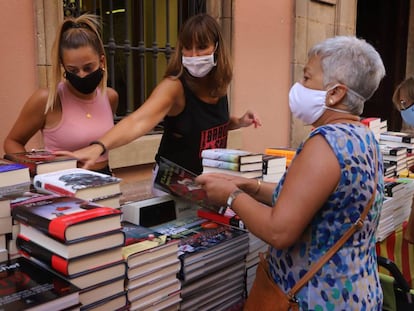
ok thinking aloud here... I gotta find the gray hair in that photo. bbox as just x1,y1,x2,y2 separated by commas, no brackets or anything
308,36,386,115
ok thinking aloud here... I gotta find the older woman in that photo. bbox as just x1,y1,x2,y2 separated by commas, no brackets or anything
197,36,386,310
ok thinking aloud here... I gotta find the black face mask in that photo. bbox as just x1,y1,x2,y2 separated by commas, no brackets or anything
65,68,103,94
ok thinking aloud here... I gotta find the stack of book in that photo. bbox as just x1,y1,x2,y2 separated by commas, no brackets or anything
11,195,128,310
33,167,122,208
377,178,414,241
361,117,388,141
244,232,268,295
4,150,77,177
0,256,81,310
0,196,12,262
151,215,249,311
379,145,407,178
121,221,181,311
261,154,287,182
0,158,31,197
265,147,296,167
201,148,263,179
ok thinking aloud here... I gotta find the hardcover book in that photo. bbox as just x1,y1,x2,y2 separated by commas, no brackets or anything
197,207,246,229
262,154,287,174
202,166,263,179
380,131,414,144
154,156,226,214
33,168,122,202
4,150,77,177
201,148,263,164
0,158,31,196
80,290,128,311
17,227,125,259
0,256,80,311
121,221,166,246
16,237,124,277
379,145,407,156
201,158,263,172
12,195,122,243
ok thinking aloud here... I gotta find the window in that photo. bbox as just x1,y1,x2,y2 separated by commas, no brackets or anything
63,0,206,128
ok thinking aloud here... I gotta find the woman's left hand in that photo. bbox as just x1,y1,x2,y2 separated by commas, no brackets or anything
195,173,239,207
239,110,262,128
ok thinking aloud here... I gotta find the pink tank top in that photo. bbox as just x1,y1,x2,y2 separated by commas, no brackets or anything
42,82,114,161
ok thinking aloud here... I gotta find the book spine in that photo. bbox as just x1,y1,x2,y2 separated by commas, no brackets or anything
16,235,69,276
197,209,246,229
202,158,240,171
11,205,51,235
380,134,412,144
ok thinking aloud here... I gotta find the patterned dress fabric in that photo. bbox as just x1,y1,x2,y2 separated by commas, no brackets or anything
268,123,384,311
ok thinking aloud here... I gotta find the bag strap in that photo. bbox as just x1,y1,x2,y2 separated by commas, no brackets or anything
287,149,378,301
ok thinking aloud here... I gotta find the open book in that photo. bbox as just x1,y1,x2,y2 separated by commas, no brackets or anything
154,157,226,215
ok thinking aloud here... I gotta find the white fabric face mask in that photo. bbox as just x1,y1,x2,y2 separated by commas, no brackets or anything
182,52,216,78
288,82,350,125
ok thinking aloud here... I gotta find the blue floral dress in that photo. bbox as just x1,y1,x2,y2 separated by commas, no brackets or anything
268,123,384,311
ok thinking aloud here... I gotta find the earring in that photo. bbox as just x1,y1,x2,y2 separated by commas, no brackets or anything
329,98,334,105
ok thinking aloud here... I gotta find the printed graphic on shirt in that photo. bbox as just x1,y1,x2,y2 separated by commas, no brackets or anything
199,122,229,155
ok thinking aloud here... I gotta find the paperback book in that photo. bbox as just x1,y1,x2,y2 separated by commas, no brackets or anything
33,168,122,203
154,156,226,214
201,158,263,172
0,158,31,196
201,148,263,164
11,195,122,243
0,256,80,311
4,150,77,177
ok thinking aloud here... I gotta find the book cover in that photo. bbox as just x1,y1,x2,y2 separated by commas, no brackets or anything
0,256,80,311
201,148,263,164
33,168,122,201
379,145,407,156
151,216,249,282
16,237,124,277
4,150,77,177
121,221,166,246
0,159,31,196
12,195,122,243
201,158,263,172
197,207,246,229
154,156,226,215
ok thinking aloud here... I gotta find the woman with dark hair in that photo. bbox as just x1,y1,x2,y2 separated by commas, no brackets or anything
60,14,260,181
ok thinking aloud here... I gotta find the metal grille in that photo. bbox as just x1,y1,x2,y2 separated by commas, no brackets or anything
63,0,206,123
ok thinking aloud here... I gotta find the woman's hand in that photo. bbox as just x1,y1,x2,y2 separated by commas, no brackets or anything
239,110,262,128
195,173,240,207
54,144,103,169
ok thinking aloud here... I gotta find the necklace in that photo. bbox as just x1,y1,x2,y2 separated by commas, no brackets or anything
86,112,92,119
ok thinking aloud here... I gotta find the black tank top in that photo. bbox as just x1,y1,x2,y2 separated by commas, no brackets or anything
156,79,230,174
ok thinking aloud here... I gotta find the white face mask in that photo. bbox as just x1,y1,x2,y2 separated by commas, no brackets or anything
182,52,216,78
288,82,350,125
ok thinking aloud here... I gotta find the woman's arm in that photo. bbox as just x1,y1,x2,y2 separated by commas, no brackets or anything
3,88,49,153
107,87,119,114
228,110,261,130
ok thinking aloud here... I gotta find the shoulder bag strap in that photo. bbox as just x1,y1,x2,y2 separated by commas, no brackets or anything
287,149,378,301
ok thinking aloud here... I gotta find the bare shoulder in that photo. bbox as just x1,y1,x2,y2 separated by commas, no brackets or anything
106,87,119,113
24,88,49,112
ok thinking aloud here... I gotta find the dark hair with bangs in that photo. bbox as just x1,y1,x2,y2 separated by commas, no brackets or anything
165,14,232,97
46,14,107,112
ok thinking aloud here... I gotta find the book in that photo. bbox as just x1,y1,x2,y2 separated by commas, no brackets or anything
380,131,414,144
33,168,122,202
4,150,77,177
29,255,127,289
154,156,226,215
17,227,125,259
379,145,407,156
361,117,381,128
201,148,263,164
151,216,249,283
0,197,11,218
78,275,125,308
264,147,296,167
12,195,122,243
0,256,80,311
121,221,166,246
0,158,31,196
202,166,263,179
80,290,128,311
262,155,287,176
17,237,124,277
197,207,246,229
201,158,263,172
127,279,181,308
130,290,181,311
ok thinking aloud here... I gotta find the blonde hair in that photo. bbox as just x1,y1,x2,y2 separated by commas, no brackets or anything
46,13,107,112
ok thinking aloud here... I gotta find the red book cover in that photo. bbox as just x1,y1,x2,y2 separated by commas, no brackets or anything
11,196,121,242
4,150,77,177
197,208,246,229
